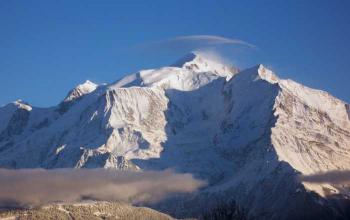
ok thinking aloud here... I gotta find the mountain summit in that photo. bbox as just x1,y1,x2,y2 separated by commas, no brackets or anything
172,52,239,78
0,54,349,219
64,80,98,102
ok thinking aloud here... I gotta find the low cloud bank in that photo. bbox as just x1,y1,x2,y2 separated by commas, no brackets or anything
299,170,350,184
0,168,205,208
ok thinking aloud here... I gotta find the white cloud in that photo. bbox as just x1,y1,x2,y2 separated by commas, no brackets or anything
299,170,350,184
139,35,256,53
168,35,256,48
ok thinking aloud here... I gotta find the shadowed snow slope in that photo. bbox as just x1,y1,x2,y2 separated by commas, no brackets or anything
0,53,349,220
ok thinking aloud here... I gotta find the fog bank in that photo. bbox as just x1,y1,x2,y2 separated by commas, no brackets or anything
0,168,205,208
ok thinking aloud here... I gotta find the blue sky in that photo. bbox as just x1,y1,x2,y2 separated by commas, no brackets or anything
1,0,349,106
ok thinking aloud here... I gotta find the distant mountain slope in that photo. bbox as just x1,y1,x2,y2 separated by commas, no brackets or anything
0,52,349,219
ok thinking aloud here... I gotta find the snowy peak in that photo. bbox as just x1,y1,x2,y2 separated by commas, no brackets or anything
112,53,239,91
64,80,98,102
12,100,32,111
228,64,279,87
0,54,350,219
257,64,279,83
172,52,239,78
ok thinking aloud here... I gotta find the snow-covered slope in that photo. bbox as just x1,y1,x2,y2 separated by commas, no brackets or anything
0,202,177,220
0,53,349,219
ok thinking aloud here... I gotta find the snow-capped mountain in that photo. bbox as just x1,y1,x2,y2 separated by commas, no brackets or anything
0,52,349,219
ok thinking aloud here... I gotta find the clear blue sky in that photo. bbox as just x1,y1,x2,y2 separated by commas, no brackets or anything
1,0,349,106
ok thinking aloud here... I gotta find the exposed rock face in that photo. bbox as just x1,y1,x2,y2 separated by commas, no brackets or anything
0,52,349,219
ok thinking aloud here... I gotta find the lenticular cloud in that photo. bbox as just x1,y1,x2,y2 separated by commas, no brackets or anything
168,35,256,48
141,35,256,53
